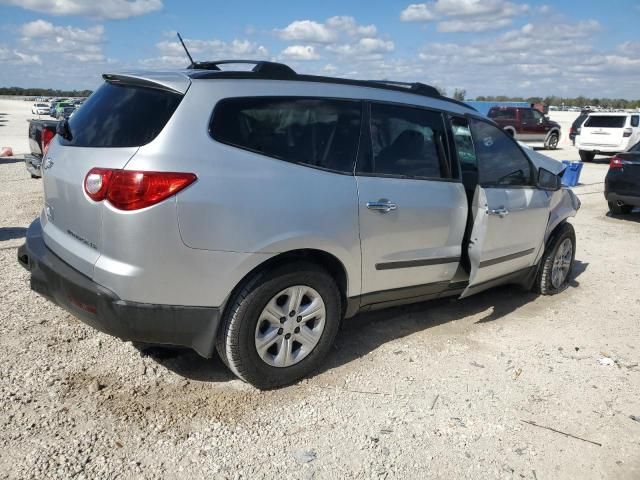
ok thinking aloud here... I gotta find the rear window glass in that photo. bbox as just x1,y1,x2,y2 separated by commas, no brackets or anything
584,116,626,129
59,82,182,148
210,97,361,174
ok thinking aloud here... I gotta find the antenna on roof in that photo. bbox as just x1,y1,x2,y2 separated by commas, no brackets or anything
176,32,194,68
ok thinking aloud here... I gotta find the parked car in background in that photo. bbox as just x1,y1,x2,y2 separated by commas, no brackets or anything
25,118,58,178
569,112,589,146
605,141,640,215
17,61,580,389
31,103,50,115
488,106,561,149
576,113,640,162
57,106,76,120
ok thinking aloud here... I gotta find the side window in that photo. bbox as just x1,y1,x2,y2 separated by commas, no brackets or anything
210,97,361,173
450,117,477,192
450,117,477,170
521,109,534,121
631,115,639,128
469,119,533,186
365,103,449,179
531,109,544,121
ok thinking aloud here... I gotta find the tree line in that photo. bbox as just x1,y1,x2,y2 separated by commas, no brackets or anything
471,94,640,109
0,87,93,97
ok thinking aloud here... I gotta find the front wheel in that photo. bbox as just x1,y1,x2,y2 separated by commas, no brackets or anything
216,262,342,389
545,133,559,150
534,223,576,295
579,150,595,162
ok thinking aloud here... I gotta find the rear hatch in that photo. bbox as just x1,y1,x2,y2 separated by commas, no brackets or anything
580,115,627,147
41,75,186,277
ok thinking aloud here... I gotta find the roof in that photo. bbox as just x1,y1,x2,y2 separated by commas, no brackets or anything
104,60,475,112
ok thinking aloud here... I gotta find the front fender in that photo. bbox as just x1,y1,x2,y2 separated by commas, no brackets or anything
544,188,580,245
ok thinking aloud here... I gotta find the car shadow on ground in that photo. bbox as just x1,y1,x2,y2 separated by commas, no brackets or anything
0,156,23,164
0,227,26,241
606,211,640,223
143,259,588,385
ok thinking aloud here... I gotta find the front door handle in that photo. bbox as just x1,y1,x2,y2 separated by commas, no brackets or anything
367,200,397,213
487,206,509,217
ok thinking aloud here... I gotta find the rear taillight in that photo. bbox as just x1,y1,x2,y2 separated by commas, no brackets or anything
623,128,632,137
84,168,197,210
609,156,624,169
41,127,55,156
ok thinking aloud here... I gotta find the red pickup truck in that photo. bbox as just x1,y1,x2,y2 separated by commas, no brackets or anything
488,106,561,150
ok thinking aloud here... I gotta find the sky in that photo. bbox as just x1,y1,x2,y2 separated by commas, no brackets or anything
0,0,639,99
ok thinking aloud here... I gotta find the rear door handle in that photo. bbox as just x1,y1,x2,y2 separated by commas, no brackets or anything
367,200,397,213
487,206,509,217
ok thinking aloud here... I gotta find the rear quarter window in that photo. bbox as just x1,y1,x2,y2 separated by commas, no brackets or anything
583,116,627,129
59,82,182,148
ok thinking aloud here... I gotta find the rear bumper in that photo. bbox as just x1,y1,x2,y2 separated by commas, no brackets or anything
25,154,42,177
605,191,640,207
577,144,626,154
17,219,220,358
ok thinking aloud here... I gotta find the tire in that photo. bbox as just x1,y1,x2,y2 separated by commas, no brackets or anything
579,150,595,162
545,133,559,150
534,222,576,295
608,201,633,215
216,262,342,389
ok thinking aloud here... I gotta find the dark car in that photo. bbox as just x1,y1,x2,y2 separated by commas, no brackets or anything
25,119,59,178
605,141,640,215
569,112,589,145
487,106,561,149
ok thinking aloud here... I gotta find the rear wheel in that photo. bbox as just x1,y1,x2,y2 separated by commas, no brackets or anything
216,262,342,389
608,201,633,215
545,133,559,150
535,223,576,295
579,150,595,162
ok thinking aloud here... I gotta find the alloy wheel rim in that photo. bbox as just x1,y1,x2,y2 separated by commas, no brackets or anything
254,285,326,368
551,238,573,288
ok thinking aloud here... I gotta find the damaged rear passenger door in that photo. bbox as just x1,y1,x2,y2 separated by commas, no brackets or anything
461,118,551,298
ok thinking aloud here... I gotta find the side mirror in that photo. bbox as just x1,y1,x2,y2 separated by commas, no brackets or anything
537,167,561,191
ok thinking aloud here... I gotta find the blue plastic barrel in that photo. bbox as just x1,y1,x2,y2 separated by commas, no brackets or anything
561,161,584,187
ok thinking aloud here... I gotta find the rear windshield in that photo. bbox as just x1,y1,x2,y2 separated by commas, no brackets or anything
584,116,626,129
59,82,182,148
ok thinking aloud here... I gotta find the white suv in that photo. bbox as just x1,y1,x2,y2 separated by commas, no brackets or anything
577,112,640,162
18,61,580,388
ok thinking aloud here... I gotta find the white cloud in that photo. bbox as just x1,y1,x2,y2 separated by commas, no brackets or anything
20,19,105,62
280,45,319,61
400,0,529,32
0,45,41,65
438,17,512,32
433,0,528,17
142,37,269,68
275,16,380,43
275,20,337,43
327,37,394,58
326,16,377,37
400,4,435,22
0,0,162,20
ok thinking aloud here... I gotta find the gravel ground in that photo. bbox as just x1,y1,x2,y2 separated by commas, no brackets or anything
1,99,639,479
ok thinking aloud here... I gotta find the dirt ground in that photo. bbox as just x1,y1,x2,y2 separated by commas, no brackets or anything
1,98,639,479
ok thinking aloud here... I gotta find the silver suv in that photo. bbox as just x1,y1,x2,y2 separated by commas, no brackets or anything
18,61,580,389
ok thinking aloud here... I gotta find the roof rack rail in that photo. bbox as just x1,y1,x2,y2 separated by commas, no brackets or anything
187,59,296,78
366,80,441,97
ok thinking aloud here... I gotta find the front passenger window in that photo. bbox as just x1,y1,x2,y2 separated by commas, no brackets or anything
469,119,533,186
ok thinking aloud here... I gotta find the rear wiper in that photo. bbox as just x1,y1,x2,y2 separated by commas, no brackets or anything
56,119,73,141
